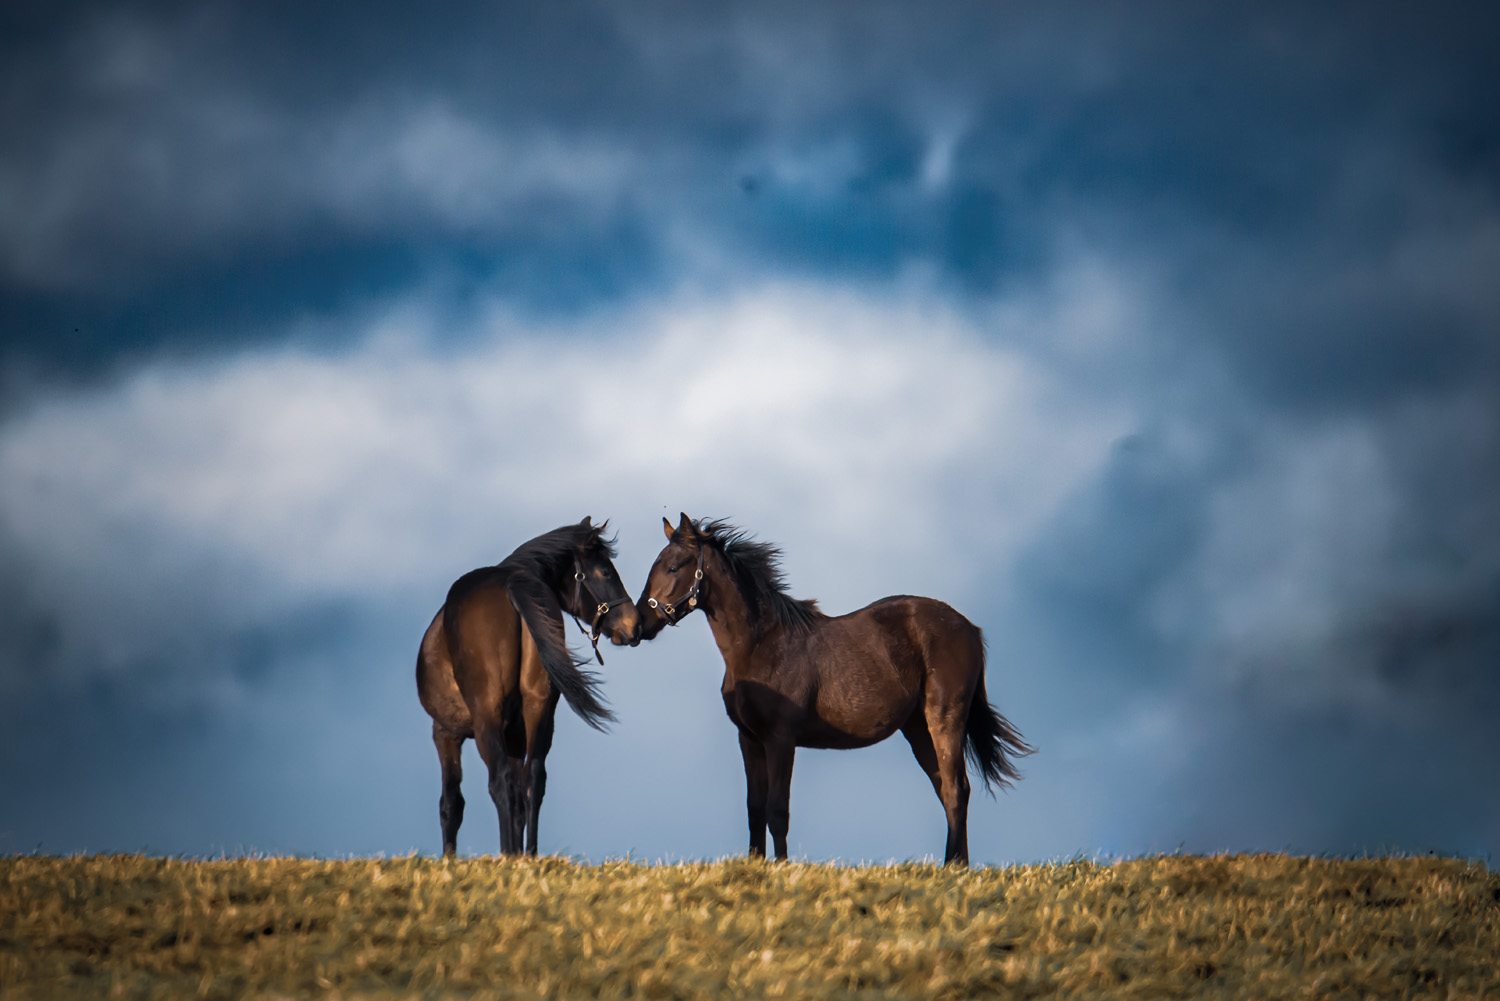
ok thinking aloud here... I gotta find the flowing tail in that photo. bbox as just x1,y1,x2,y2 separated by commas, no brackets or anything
964,640,1034,792
507,573,616,731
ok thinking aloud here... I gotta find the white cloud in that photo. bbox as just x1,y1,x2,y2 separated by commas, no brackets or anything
0,281,1131,679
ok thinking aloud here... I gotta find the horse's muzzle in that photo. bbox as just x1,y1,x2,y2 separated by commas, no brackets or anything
634,599,670,641
607,607,643,647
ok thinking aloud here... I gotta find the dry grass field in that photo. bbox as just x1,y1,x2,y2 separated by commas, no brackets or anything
2,852,1497,999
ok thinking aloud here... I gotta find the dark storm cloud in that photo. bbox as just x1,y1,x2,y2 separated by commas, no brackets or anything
7,2,1494,373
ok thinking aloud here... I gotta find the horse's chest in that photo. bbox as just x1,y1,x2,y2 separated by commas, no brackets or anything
721,680,794,738
721,684,756,733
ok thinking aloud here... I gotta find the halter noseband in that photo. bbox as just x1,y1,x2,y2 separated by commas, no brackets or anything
569,559,631,664
646,546,705,626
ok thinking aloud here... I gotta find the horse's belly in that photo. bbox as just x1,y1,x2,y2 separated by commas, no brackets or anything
800,680,917,747
802,668,919,748
796,717,894,750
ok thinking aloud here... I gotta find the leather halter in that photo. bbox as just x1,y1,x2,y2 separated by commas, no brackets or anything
569,559,631,664
646,545,705,626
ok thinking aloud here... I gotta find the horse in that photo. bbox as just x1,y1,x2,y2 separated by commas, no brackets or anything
636,514,1032,866
417,517,641,857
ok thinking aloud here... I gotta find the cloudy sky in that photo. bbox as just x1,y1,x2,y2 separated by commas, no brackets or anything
2,1,1497,865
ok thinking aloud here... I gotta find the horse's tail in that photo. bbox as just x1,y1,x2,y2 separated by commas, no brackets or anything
964,636,1034,793
506,572,616,731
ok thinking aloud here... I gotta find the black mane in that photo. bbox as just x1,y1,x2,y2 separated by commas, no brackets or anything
499,520,616,580
697,518,825,635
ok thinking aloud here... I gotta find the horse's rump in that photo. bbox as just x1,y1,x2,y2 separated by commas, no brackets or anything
416,608,471,733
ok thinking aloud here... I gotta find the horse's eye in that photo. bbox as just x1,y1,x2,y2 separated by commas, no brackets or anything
667,564,681,573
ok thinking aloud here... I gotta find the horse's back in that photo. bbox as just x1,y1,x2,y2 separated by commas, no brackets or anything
843,594,981,656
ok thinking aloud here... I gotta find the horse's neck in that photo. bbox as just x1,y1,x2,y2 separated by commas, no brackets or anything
539,562,574,614
701,559,762,677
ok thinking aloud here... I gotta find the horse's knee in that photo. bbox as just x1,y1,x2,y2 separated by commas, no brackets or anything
746,775,768,814
768,801,790,837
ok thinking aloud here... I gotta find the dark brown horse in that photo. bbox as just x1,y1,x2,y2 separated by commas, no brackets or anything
636,514,1031,866
417,517,641,856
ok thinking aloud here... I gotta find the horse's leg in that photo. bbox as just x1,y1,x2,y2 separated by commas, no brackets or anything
514,622,559,857
923,705,972,867
508,756,528,855
765,738,797,862
472,714,519,855
739,729,769,859
524,750,548,857
433,722,466,857
522,698,558,857
503,712,528,855
900,715,960,863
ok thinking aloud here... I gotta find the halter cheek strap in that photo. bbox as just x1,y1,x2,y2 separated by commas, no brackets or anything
647,546,705,626
569,561,631,664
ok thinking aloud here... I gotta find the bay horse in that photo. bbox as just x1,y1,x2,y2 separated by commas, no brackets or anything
417,517,641,856
636,514,1032,866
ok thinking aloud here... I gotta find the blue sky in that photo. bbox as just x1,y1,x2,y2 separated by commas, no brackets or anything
2,1,1497,864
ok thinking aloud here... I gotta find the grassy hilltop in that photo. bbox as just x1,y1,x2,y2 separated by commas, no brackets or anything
3,853,1497,999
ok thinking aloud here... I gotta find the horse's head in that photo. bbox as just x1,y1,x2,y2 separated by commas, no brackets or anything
636,512,707,640
569,517,642,648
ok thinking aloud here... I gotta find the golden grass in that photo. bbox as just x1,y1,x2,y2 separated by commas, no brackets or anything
2,853,1497,999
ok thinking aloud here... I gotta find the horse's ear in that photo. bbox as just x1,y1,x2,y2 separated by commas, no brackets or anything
662,516,675,541
580,515,593,528
677,512,695,538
